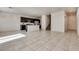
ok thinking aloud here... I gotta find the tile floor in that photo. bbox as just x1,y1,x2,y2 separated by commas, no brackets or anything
0,31,79,51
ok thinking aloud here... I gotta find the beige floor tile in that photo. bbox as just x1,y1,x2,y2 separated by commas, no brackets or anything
0,31,79,51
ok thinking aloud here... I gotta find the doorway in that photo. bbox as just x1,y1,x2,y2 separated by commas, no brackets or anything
66,12,77,32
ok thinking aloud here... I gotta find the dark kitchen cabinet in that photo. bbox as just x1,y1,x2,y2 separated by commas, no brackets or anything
20,25,26,30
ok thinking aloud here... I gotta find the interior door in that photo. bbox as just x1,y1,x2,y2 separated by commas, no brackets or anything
67,15,76,31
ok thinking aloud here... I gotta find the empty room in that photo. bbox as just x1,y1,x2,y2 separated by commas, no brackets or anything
0,7,79,51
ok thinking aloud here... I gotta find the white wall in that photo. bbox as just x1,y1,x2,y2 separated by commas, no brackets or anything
0,13,20,32
41,15,49,30
0,12,36,32
51,11,65,32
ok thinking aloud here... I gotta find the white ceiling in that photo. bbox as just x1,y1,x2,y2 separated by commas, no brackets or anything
0,7,77,17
